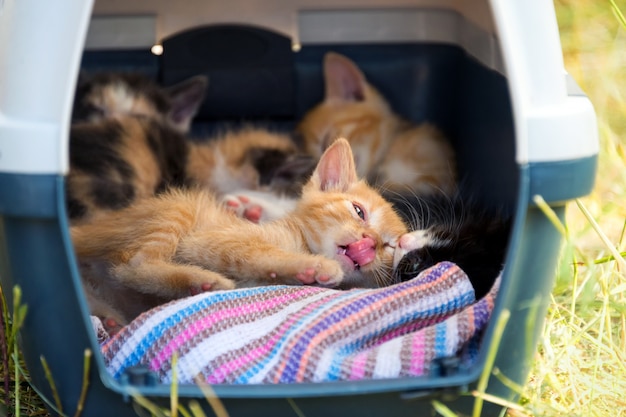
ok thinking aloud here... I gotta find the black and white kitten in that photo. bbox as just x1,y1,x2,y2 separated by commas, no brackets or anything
391,195,512,299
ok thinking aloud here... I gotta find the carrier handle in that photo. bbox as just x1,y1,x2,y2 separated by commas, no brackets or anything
490,0,599,165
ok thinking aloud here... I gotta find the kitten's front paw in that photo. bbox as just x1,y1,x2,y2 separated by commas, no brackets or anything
223,195,263,223
393,230,431,269
294,259,344,287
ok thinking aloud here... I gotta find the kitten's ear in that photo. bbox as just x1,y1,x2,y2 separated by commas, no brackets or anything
309,138,358,192
165,75,209,133
323,52,367,102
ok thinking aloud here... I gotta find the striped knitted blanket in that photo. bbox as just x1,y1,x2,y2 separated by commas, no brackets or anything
100,261,499,384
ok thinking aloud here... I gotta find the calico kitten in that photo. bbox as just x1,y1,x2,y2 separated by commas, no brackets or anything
67,72,207,222
72,72,208,133
67,115,191,222
297,52,457,196
392,195,511,299
71,138,408,326
68,72,312,223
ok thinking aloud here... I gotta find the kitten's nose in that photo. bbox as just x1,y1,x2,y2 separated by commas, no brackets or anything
346,236,376,266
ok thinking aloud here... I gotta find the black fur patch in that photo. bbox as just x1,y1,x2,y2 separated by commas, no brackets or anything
69,121,133,180
67,116,193,218
247,147,316,197
247,148,291,186
267,154,317,197
66,197,88,220
393,195,512,299
90,178,136,210
142,119,190,193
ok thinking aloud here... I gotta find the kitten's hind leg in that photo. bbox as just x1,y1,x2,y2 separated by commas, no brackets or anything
112,258,236,299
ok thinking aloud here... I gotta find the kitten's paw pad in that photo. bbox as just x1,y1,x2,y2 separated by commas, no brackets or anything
243,204,262,223
103,317,124,336
295,262,343,287
190,279,236,295
189,283,214,296
316,274,332,284
222,195,263,223
295,267,317,284
316,261,344,287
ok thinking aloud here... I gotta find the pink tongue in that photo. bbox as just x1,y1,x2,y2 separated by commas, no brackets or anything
345,237,376,266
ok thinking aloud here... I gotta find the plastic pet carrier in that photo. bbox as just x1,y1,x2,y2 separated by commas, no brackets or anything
0,0,598,416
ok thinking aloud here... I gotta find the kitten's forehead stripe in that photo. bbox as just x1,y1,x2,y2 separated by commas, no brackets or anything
108,82,135,114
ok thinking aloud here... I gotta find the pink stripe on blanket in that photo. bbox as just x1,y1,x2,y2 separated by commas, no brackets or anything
206,295,331,384
409,332,427,375
349,352,368,380
151,289,317,370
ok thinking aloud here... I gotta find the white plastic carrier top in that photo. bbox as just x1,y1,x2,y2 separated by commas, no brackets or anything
0,0,598,175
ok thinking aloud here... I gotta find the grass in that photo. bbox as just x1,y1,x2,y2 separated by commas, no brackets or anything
516,1,626,416
1,1,626,416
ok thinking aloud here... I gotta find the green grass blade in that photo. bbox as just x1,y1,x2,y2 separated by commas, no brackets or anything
171,353,179,417
13,332,19,417
12,356,65,416
532,195,568,238
72,349,92,417
592,251,626,265
610,0,626,28
130,388,168,417
431,400,459,417
192,376,229,417
40,355,63,414
286,398,307,417
473,309,510,417
176,404,193,417
576,199,626,271
0,287,9,410
188,400,207,417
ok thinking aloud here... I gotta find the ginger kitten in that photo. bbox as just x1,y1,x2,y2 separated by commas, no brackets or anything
297,52,457,196
72,138,408,327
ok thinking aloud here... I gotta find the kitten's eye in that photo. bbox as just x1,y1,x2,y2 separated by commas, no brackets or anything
352,203,366,220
